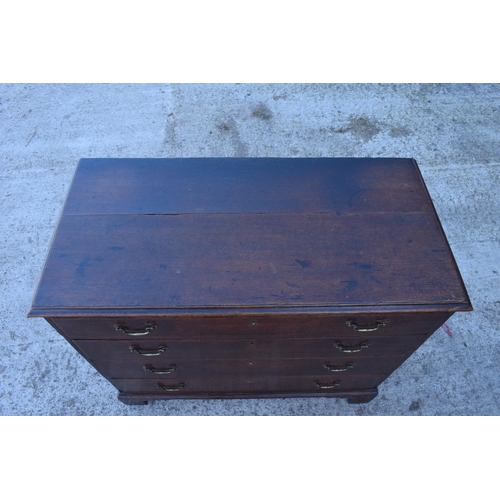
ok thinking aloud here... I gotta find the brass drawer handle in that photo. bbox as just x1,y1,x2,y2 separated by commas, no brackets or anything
114,322,157,336
316,380,341,389
324,362,354,372
157,383,185,392
144,364,177,375
129,345,167,356
334,341,370,353
346,320,387,332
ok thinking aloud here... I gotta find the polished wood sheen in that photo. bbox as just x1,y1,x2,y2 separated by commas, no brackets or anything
28,158,472,405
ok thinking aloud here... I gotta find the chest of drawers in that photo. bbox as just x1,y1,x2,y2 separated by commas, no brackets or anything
28,158,472,405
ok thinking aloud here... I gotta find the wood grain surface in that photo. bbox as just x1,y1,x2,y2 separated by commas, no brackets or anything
87,355,411,379
73,334,432,361
53,311,450,340
109,374,387,395
32,212,470,310
29,157,471,315
62,157,431,215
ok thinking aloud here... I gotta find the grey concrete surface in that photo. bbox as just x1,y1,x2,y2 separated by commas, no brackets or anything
1,83,498,415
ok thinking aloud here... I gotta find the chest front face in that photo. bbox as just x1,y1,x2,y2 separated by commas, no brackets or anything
28,158,472,405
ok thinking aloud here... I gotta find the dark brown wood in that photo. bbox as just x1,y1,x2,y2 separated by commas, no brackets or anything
28,158,472,405
108,373,384,394
62,158,432,216
117,395,148,405
73,334,433,362
87,355,415,379
52,312,451,340
347,391,379,404
30,212,470,311
117,388,379,404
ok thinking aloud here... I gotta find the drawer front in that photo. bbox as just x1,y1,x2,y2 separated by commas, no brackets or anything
74,334,431,362
89,355,410,380
54,312,449,340
109,374,385,395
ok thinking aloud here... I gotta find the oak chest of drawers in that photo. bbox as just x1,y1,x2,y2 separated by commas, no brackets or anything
28,158,472,405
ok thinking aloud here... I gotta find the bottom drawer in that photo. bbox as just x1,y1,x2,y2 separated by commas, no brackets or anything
110,374,386,395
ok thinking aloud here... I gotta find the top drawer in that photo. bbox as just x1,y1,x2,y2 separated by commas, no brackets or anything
52,312,450,340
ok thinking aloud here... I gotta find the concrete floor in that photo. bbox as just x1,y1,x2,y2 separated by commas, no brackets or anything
1,83,498,415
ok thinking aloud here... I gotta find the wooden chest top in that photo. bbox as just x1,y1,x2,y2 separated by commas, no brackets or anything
28,158,471,317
